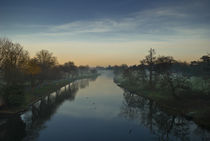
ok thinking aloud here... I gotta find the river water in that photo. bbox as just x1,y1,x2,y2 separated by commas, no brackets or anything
0,70,210,141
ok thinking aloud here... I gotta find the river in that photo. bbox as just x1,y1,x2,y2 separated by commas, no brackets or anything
0,70,209,141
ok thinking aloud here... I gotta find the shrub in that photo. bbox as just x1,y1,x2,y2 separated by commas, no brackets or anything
2,85,25,107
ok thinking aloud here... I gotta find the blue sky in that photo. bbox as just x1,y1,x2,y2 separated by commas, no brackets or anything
0,0,210,66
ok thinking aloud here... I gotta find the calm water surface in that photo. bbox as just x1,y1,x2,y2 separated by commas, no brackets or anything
1,71,210,141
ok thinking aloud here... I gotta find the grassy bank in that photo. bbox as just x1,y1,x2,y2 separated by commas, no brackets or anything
114,74,210,129
0,73,99,115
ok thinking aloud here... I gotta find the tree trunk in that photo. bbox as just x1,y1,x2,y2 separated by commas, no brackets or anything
167,74,178,99
149,68,153,88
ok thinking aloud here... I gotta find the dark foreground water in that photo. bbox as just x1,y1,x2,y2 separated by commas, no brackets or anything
0,71,210,141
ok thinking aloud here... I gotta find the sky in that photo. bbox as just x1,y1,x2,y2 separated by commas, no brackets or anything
0,0,210,66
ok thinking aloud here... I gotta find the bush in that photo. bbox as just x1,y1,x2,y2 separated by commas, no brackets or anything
2,85,25,107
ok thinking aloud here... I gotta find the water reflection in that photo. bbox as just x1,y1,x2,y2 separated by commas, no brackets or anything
0,116,26,141
0,72,210,141
0,78,94,141
120,91,210,141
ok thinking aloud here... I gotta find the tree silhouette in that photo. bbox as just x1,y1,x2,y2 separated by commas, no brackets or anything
140,48,156,87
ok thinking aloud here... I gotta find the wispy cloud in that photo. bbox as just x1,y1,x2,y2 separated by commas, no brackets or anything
1,0,210,66
6,2,209,43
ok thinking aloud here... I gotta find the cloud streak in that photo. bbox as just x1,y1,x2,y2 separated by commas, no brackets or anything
8,3,209,43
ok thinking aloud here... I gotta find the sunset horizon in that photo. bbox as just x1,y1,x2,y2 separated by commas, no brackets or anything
1,0,210,66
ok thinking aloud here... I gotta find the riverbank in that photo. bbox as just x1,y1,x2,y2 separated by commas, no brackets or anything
0,73,99,116
114,74,210,129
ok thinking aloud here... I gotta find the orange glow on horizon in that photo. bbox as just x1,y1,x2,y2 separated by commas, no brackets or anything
21,39,210,67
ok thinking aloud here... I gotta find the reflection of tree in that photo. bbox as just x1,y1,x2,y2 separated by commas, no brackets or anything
0,116,26,141
194,127,210,141
90,75,98,81
0,78,95,141
120,91,210,141
79,79,89,88
22,79,90,140
78,76,98,88
22,83,79,140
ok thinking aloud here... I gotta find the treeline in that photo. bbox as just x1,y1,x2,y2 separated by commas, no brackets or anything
113,48,210,98
0,38,97,86
0,38,97,106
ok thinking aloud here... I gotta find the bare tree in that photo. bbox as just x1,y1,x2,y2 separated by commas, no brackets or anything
35,50,57,82
62,61,78,78
36,50,57,68
140,48,156,86
0,38,29,85
25,58,41,86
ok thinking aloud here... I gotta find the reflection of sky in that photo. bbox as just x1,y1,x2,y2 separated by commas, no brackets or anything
56,71,125,119
36,71,155,141
24,71,210,141
38,116,153,141
1,0,210,66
